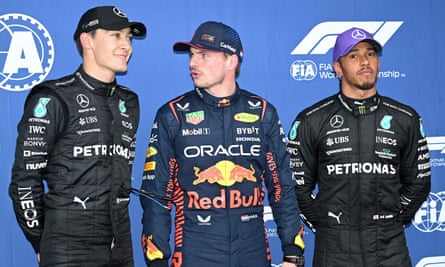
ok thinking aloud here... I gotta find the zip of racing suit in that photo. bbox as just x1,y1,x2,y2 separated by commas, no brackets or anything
140,86,304,267
9,67,139,266
287,92,431,267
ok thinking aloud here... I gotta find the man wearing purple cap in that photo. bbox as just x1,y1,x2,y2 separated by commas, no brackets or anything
9,6,146,266
140,21,305,267
287,27,431,266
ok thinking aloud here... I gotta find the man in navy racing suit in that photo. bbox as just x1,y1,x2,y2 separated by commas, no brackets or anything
140,21,305,267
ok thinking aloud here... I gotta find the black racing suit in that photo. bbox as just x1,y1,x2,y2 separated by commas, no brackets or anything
287,92,431,267
140,86,304,267
9,67,139,267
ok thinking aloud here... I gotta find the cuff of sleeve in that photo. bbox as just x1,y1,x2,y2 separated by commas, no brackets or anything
148,259,169,267
282,244,304,257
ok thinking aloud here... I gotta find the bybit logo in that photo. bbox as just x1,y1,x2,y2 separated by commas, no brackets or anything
0,13,55,91
290,21,403,81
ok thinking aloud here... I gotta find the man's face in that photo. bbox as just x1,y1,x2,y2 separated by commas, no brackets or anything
88,28,133,75
334,42,380,97
188,47,231,91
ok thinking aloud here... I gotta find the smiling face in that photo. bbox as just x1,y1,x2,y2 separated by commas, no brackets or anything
333,41,380,99
81,28,134,82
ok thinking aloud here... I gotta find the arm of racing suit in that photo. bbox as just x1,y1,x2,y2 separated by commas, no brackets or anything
398,116,431,225
140,105,178,267
287,115,318,232
9,86,67,253
262,103,304,257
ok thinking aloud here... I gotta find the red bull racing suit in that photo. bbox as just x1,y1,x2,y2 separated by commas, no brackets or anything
287,93,431,267
9,67,139,266
141,86,304,267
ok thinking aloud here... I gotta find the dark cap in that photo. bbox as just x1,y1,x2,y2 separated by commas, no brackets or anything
333,27,382,63
73,6,146,40
173,21,243,61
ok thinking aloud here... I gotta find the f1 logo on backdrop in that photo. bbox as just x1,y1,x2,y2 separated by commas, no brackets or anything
290,21,404,81
0,13,55,91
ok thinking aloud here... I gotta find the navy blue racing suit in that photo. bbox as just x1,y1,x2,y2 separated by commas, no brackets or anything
140,86,304,267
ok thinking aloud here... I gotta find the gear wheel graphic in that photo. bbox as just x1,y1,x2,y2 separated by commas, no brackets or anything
0,13,55,91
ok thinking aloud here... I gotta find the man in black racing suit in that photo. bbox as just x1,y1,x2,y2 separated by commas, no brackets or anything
9,6,146,266
140,21,304,267
287,27,431,267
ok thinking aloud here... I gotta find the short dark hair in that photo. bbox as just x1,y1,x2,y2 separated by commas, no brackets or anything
75,29,97,56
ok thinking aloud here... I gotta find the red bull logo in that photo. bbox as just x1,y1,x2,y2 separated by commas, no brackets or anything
187,187,263,209
188,160,263,209
192,160,256,186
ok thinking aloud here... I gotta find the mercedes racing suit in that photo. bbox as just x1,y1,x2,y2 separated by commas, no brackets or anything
9,67,139,266
140,86,304,267
287,92,431,267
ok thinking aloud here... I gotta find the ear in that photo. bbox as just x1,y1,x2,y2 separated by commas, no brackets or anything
79,32,92,49
225,54,239,71
333,61,342,78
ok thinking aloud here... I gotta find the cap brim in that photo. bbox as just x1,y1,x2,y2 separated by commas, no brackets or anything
129,22,146,36
173,42,224,54
361,40,382,54
101,21,146,36
173,42,193,52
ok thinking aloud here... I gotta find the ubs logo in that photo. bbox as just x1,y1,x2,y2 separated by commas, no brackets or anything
0,13,55,91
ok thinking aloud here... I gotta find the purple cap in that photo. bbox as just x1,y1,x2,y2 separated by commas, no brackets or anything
173,21,244,61
333,27,382,63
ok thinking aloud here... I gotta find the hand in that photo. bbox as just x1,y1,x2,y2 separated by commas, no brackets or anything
282,262,300,267
37,253,40,263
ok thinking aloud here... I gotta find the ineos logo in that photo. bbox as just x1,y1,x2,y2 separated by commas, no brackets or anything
76,94,90,108
330,115,344,128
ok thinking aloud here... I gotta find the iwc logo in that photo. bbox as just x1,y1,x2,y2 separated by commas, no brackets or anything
0,13,55,91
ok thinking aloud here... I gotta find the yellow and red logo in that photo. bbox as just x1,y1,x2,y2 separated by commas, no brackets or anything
234,112,259,123
188,160,263,209
142,234,164,261
193,160,256,186
145,146,158,158
144,161,156,172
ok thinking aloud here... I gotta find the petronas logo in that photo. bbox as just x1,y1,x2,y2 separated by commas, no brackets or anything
119,99,127,113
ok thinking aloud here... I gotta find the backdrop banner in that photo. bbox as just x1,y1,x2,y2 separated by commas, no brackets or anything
1,1,444,266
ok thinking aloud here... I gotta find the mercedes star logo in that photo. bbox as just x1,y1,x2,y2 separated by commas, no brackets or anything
330,115,344,128
351,29,367,40
76,94,90,108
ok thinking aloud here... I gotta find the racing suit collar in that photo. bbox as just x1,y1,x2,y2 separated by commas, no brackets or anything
75,66,118,96
338,92,381,116
195,84,241,108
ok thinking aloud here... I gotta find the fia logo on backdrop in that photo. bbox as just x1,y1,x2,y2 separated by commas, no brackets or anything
0,13,54,91
289,21,405,81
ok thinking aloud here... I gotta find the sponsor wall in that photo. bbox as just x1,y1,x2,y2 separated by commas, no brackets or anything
1,1,444,266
